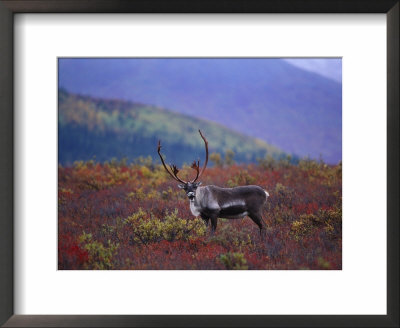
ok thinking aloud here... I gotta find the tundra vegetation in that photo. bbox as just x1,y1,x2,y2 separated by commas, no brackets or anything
58,156,342,270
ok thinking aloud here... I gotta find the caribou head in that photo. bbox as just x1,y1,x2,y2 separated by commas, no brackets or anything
157,129,208,201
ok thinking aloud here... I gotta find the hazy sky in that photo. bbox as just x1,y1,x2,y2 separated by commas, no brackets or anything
284,58,342,83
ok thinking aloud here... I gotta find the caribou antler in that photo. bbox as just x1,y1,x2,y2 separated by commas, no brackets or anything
190,160,200,183
194,129,209,182
157,130,209,184
157,140,186,183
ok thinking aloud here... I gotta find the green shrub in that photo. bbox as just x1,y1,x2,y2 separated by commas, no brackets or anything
124,208,206,244
219,252,248,270
274,183,295,206
317,257,331,269
133,155,153,167
290,207,342,241
224,149,235,166
227,170,256,187
318,206,342,237
210,152,223,167
257,154,277,170
290,219,314,241
79,232,119,269
209,222,253,249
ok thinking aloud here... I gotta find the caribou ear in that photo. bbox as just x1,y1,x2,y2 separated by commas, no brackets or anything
178,184,185,189
196,182,202,187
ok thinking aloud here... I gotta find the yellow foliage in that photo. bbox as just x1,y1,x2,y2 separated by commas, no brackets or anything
79,231,119,270
124,208,206,244
219,252,248,270
140,166,152,178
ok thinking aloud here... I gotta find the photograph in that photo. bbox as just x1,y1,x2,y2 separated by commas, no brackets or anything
57,58,342,270
1,0,397,325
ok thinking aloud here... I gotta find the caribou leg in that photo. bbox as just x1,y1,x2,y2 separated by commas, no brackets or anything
210,216,218,234
249,211,266,239
201,215,210,227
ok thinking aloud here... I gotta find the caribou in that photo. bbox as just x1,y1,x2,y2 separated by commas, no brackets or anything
157,130,269,235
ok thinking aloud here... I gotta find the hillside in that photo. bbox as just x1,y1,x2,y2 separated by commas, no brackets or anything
58,90,285,165
59,58,342,163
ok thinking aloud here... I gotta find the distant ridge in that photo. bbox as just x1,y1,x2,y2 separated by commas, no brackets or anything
58,90,286,165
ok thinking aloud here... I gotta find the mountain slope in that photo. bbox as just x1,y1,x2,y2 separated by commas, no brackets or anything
59,58,342,163
58,90,285,165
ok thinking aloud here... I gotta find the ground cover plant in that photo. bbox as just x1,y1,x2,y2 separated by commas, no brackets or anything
58,157,342,270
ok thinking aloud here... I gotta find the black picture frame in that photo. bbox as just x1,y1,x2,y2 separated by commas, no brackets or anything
0,1,398,327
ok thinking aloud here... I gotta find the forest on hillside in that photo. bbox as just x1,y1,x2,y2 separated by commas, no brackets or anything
58,90,288,166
